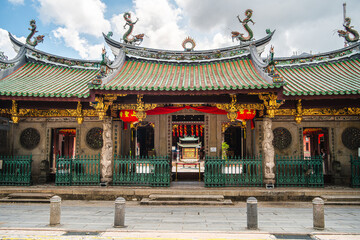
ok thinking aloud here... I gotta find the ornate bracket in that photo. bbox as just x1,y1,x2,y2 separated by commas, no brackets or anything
10,100,20,124
216,94,264,122
111,95,157,122
221,121,246,133
75,101,84,124
259,93,284,118
90,97,109,120
294,99,303,124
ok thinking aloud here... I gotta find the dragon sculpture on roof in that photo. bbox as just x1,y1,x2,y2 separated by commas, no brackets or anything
232,9,255,42
26,19,44,47
122,12,144,45
338,17,359,43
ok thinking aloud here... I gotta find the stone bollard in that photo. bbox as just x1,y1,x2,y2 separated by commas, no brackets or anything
50,196,61,226
247,197,258,230
114,197,126,228
313,197,325,230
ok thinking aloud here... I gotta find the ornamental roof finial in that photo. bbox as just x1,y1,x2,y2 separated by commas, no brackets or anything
337,3,359,43
122,12,144,45
231,9,255,42
26,19,44,47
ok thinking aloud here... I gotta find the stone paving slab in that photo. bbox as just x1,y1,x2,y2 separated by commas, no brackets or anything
0,201,360,235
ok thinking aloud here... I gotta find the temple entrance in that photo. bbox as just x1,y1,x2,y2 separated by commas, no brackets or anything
135,124,155,157
303,127,331,183
49,128,76,178
171,115,205,181
224,126,246,158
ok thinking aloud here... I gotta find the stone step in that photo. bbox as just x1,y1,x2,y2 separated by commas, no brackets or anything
148,194,224,201
7,193,54,199
0,192,54,203
321,195,360,202
324,201,360,206
141,198,233,205
0,198,50,203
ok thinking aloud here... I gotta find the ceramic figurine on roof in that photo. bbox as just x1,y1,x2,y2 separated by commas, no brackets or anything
0,51,8,61
122,12,144,45
26,19,44,47
265,46,283,84
232,9,255,42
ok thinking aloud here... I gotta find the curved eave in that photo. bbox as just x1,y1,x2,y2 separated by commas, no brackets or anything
275,42,360,67
103,30,275,58
90,85,283,96
0,95,91,102
8,32,101,67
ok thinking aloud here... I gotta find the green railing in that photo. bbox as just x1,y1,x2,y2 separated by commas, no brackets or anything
204,156,263,187
276,156,324,187
0,155,32,186
55,154,100,186
113,155,170,187
351,156,360,188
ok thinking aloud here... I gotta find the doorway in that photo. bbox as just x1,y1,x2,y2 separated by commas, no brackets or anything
171,115,205,181
50,128,76,174
303,127,331,182
136,124,154,157
224,126,246,158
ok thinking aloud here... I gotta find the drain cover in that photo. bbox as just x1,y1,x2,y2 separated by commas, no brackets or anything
63,231,100,236
273,234,313,240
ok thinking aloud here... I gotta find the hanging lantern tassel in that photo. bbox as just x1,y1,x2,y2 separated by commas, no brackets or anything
177,125,179,137
180,124,183,137
191,125,194,136
184,125,187,136
200,125,203,136
196,125,199,136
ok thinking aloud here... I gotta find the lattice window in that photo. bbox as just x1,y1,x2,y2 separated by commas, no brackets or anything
86,127,103,150
342,127,360,150
273,127,292,150
20,128,40,150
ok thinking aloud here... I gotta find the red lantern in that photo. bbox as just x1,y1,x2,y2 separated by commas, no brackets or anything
119,110,138,123
236,109,256,120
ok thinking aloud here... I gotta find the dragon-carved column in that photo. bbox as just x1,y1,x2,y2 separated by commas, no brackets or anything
259,93,284,185
101,117,113,183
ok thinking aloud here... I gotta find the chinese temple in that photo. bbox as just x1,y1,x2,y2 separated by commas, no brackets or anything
0,9,360,187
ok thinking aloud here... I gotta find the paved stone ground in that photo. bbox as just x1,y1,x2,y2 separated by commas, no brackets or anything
0,201,359,239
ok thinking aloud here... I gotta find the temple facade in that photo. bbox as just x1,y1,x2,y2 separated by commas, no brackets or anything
1,13,360,187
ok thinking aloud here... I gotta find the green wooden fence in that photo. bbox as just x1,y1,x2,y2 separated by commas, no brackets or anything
0,155,32,186
276,156,324,187
113,155,170,187
204,156,263,187
351,156,360,188
55,154,100,186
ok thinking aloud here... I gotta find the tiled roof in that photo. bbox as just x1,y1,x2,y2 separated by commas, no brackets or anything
278,58,360,96
0,62,98,98
92,58,277,92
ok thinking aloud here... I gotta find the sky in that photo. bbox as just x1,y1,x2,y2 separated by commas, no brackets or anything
1,0,359,61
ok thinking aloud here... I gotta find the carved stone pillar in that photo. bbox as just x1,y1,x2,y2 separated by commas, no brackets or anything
101,117,113,183
262,117,275,184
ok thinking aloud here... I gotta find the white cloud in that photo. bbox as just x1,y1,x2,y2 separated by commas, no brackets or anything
0,28,26,59
37,0,111,59
53,27,103,59
38,0,110,36
8,0,24,5
111,0,187,50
